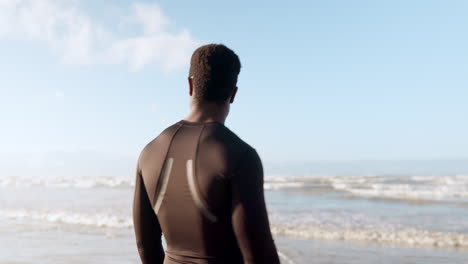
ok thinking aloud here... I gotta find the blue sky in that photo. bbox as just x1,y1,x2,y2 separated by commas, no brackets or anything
1,0,467,177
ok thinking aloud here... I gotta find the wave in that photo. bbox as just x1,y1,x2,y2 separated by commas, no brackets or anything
0,176,134,189
1,175,316,190
277,251,297,264
264,174,468,200
0,209,132,229
1,209,467,248
270,225,468,248
2,174,468,201
329,175,468,200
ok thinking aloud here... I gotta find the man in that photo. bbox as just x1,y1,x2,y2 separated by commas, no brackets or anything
133,44,280,264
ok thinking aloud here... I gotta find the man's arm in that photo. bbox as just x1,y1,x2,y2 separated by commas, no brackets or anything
230,148,280,264
133,166,165,264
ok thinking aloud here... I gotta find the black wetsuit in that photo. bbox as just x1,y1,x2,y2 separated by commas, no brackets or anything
133,120,280,264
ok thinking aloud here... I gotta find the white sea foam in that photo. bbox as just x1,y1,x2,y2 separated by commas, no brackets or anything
277,251,297,264
1,208,467,248
270,225,468,248
2,174,468,201
0,176,134,189
264,174,468,200
0,209,132,229
329,175,468,200
264,181,308,190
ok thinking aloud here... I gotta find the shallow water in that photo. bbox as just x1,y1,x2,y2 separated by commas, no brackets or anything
1,174,467,263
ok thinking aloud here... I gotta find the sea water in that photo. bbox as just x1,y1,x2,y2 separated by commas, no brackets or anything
1,172,467,263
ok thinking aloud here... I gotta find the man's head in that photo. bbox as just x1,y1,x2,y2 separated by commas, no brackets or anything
188,44,241,105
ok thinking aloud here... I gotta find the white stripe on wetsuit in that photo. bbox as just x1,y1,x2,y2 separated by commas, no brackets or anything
153,157,174,214
186,159,218,223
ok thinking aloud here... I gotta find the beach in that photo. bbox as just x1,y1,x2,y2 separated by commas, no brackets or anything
2,0,468,263
1,173,467,263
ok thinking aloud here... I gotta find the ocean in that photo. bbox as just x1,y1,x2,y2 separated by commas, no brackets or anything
1,171,467,263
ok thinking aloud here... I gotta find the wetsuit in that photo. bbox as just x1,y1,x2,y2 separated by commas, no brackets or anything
133,120,280,264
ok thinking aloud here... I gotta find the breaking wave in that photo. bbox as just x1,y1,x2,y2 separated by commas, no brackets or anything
2,174,468,201
270,225,468,248
0,209,132,229
264,174,468,200
1,209,467,248
0,176,134,189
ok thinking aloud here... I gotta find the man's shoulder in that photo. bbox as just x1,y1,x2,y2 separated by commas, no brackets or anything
138,122,182,161
208,123,253,151
138,121,256,163
209,126,262,177
201,124,259,169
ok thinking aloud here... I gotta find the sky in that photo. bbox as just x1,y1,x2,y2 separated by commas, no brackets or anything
1,0,468,177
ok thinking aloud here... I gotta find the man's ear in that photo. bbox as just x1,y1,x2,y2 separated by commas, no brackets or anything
188,77,193,96
230,86,238,103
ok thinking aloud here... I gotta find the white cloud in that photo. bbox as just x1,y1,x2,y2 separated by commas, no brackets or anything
132,3,169,35
0,0,199,72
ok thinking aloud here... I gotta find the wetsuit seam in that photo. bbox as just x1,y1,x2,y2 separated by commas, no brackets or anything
194,125,206,206
178,120,223,127
192,124,218,222
152,123,183,204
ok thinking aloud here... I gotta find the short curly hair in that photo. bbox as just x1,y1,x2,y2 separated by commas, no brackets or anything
189,44,241,103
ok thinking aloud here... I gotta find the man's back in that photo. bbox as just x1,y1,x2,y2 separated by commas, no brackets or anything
133,120,280,264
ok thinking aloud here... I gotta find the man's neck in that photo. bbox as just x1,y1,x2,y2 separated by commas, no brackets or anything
184,102,229,124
